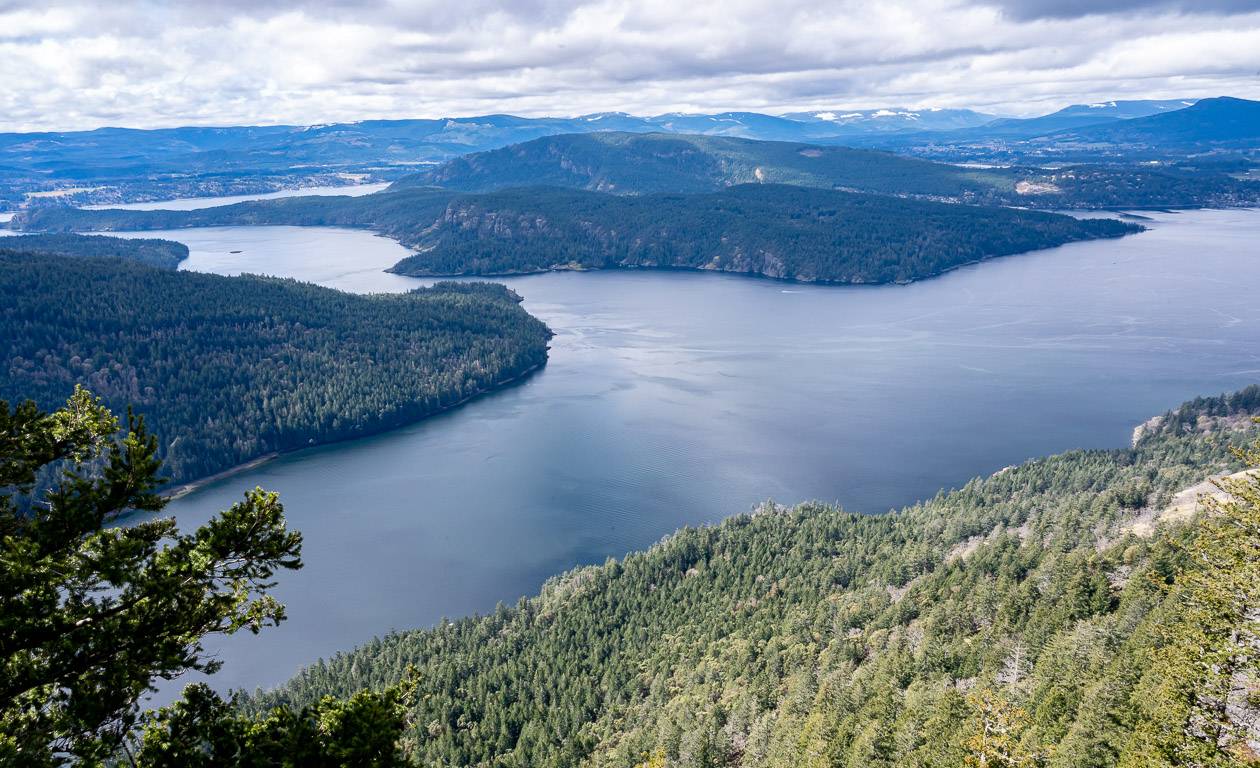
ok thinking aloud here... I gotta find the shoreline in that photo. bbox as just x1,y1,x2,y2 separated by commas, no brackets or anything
163,453,280,500
387,226,1141,288
160,359,547,502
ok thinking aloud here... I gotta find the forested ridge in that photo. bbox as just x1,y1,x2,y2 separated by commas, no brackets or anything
11,184,1138,285
0,233,188,269
389,131,1260,208
10,188,457,242
256,387,1260,767
0,251,551,484
393,132,1012,199
387,184,1137,283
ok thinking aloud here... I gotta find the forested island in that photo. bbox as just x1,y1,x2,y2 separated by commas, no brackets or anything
0,250,551,484
256,387,1260,766
386,185,1137,283
0,233,189,269
12,184,1139,285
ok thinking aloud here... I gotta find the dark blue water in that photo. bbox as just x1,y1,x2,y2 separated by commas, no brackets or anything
130,208,1260,699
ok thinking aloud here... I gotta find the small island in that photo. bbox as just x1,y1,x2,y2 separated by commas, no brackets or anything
385,184,1140,284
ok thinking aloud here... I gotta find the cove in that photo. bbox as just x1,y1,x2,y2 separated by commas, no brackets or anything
126,208,1260,699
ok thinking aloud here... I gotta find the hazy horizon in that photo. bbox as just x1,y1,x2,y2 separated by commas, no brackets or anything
3,97,1252,135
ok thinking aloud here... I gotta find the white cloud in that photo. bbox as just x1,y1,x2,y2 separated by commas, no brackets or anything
0,0,1257,131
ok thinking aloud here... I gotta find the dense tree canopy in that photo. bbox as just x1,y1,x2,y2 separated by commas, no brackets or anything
1122,438,1260,765
258,390,1260,767
0,234,188,269
133,678,416,768
0,251,550,485
387,184,1137,283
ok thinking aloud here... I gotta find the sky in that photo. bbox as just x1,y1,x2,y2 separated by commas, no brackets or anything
1,0,1258,132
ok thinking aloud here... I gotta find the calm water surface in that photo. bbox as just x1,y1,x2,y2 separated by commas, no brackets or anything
127,209,1260,698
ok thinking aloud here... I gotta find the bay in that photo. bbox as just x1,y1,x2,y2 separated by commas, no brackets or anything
121,208,1260,698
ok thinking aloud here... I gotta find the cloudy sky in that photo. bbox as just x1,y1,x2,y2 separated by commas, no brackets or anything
1,0,1258,132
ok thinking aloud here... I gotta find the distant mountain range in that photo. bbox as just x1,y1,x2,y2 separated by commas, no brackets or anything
962,99,1197,139
1046,97,1260,148
0,96,1255,210
0,107,1000,177
780,108,997,133
1051,99,1195,120
853,97,1259,161
651,108,999,138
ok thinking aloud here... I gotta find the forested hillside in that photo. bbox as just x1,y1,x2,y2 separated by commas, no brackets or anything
388,184,1137,283
390,131,1260,208
0,251,551,484
392,132,1014,199
257,388,1260,767
0,233,188,269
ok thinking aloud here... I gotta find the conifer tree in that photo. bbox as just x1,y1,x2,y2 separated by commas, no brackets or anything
1,388,415,766
1121,433,1260,767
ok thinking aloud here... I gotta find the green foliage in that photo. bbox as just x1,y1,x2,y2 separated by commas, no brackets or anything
254,392,1260,767
133,676,416,768
1136,384,1260,444
1119,436,1260,767
963,689,1042,767
0,251,551,484
387,184,1136,283
0,388,303,765
0,234,188,270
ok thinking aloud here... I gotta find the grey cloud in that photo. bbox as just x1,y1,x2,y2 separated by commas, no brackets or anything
987,0,1260,20
27,0,585,31
0,0,1256,131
